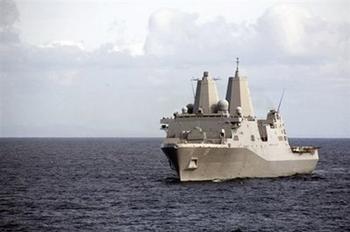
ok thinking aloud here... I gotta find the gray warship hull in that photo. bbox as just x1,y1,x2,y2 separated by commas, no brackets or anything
162,143,318,181
160,63,319,182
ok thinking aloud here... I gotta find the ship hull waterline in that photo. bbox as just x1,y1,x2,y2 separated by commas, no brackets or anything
161,144,319,182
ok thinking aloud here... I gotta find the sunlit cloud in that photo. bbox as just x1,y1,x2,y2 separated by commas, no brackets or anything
1,0,349,137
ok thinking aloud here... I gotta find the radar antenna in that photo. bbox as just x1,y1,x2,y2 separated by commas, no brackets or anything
277,89,285,113
234,57,240,77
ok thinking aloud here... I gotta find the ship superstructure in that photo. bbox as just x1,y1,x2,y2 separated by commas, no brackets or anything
160,59,319,181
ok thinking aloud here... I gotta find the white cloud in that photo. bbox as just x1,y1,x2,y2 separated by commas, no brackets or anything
0,0,19,28
39,40,86,50
144,6,349,65
0,0,20,44
256,5,310,56
48,70,80,86
1,1,349,137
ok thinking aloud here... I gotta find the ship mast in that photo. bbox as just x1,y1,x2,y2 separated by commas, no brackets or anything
235,57,239,76
225,57,255,117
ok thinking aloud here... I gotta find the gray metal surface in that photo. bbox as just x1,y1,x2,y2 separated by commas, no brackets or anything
160,61,319,181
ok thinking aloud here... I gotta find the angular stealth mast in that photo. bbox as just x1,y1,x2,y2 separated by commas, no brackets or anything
193,71,219,114
160,59,319,182
225,58,255,117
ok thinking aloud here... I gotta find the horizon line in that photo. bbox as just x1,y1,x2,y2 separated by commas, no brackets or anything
0,136,349,139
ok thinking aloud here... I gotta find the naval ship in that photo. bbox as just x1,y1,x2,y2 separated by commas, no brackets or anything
160,59,319,181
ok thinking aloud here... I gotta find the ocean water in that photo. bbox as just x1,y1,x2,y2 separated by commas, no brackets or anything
0,138,349,232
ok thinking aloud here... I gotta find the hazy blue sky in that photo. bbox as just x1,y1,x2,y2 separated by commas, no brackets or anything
1,0,349,137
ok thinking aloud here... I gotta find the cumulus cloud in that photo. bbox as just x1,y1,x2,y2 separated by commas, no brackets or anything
0,0,20,44
144,6,350,65
257,5,349,63
1,2,349,137
3,5,348,73
0,0,18,28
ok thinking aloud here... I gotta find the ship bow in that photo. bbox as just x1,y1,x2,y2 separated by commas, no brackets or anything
161,144,180,175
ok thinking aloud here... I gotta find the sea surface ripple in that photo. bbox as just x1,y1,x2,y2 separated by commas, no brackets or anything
0,138,349,231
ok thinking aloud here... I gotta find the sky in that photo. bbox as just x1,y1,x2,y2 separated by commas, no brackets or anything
0,0,349,138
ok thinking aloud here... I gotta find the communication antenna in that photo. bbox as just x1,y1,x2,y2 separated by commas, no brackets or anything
277,89,285,113
235,57,239,72
234,57,240,77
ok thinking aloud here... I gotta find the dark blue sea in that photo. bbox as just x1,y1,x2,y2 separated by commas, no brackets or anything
0,138,349,231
